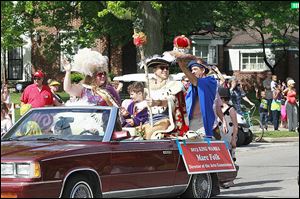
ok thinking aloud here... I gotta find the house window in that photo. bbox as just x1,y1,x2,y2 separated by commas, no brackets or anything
193,44,208,62
209,46,217,64
8,47,23,80
241,52,269,71
191,44,217,64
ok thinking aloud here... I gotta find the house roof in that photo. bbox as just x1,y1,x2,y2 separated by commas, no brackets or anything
190,30,230,40
226,29,299,47
190,28,299,47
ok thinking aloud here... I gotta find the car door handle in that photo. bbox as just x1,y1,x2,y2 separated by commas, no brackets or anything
163,150,172,155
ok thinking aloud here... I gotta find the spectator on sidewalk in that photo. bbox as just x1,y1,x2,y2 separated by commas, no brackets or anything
263,71,273,124
20,71,53,115
283,79,298,132
281,80,287,91
280,99,288,129
271,75,278,92
1,102,12,137
229,79,255,115
280,80,288,128
1,82,11,111
49,80,64,106
271,83,283,131
255,88,269,131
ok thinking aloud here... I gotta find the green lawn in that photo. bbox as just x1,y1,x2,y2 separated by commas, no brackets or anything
10,92,70,122
10,92,70,104
263,130,299,138
9,91,299,139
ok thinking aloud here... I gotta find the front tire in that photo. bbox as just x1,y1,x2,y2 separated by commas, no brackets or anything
236,128,245,147
243,129,253,145
62,175,99,198
181,174,212,198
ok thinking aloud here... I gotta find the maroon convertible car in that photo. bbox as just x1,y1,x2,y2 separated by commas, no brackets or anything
1,106,219,198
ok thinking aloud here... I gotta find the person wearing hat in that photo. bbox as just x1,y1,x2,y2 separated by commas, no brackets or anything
49,80,64,106
176,54,227,139
283,79,298,132
142,52,188,139
20,70,53,112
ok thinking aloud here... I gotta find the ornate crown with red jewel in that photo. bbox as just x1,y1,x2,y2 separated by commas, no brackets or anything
173,35,191,53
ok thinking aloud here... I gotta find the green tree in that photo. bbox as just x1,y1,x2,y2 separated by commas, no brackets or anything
213,1,299,73
1,1,36,50
1,1,162,60
161,1,217,45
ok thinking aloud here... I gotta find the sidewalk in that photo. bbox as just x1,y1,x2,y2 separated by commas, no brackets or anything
258,124,299,143
262,137,299,143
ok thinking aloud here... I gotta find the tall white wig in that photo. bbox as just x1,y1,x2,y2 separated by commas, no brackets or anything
72,48,108,77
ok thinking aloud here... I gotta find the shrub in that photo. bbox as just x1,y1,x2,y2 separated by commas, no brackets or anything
71,72,84,84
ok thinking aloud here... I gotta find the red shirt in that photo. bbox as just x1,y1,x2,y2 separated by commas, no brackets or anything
287,90,297,105
21,84,53,108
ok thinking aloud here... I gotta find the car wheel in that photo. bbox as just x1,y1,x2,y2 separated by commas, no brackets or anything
243,129,253,145
181,174,212,198
62,175,99,198
236,128,245,147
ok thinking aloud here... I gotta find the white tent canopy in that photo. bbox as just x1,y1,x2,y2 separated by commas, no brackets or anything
113,73,185,82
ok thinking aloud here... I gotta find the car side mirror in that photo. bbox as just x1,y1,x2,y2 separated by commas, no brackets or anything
112,131,131,141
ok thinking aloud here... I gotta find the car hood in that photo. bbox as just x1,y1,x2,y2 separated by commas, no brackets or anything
1,141,95,161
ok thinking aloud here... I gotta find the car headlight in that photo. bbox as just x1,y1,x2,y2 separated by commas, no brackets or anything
1,162,41,178
1,163,14,176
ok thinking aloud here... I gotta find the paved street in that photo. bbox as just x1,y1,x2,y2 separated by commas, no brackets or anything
216,142,299,198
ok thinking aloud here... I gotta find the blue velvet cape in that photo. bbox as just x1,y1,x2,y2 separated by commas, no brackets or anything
185,76,217,137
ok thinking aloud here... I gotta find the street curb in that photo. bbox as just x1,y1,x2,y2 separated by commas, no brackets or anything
261,137,299,143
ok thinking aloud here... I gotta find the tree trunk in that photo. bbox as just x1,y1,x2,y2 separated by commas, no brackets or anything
257,28,275,74
140,2,163,59
1,50,7,83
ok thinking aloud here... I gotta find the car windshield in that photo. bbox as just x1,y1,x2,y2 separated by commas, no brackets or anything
2,108,111,142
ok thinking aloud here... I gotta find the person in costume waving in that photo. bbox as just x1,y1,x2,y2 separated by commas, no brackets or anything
63,48,121,107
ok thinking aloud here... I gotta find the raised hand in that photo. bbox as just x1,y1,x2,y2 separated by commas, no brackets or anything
62,57,72,72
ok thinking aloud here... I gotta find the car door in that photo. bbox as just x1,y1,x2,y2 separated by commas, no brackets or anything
108,139,178,198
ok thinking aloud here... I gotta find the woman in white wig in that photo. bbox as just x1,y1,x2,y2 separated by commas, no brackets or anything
63,48,121,107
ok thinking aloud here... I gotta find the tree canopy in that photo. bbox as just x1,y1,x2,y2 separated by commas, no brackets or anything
1,1,298,70
213,1,299,72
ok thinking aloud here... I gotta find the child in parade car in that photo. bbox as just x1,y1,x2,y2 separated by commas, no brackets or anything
121,82,148,128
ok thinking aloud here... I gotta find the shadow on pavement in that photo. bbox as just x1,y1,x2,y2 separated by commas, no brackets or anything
234,179,282,187
215,195,262,198
220,186,282,195
238,142,269,148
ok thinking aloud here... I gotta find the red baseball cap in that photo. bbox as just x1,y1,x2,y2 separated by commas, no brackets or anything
33,70,44,78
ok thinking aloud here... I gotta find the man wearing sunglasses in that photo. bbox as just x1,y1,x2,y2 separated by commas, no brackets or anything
20,70,53,112
142,53,188,139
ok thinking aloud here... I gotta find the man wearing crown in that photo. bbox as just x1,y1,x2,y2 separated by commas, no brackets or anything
171,36,227,139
